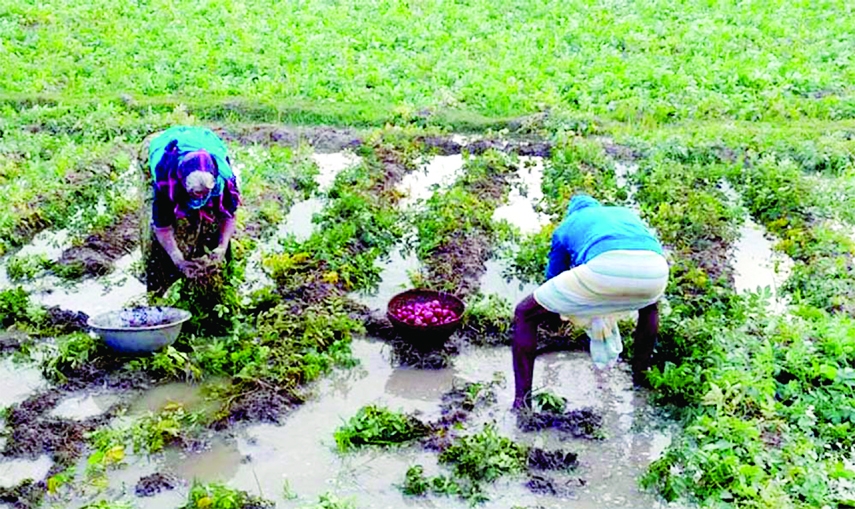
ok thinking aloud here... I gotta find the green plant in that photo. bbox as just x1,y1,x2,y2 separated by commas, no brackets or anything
80,501,135,509
0,287,45,329
334,405,430,451
438,424,528,484
183,482,274,509
301,492,356,509
41,332,103,382
4,253,52,282
533,391,567,414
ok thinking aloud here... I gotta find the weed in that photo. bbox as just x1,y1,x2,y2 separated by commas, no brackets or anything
532,391,567,414
81,501,135,509
300,492,356,509
41,332,103,383
184,482,274,509
334,405,430,451
439,423,528,483
0,286,46,330
86,402,205,481
460,293,513,345
4,253,53,282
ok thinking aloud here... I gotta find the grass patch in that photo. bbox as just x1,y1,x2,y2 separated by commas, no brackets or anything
334,405,429,451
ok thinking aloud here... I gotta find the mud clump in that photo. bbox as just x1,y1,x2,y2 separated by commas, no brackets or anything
57,211,140,278
2,391,112,474
216,381,297,428
527,447,578,471
422,380,499,451
425,231,490,300
526,474,559,495
0,479,43,509
44,307,89,334
517,408,603,439
135,472,177,497
215,125,363,152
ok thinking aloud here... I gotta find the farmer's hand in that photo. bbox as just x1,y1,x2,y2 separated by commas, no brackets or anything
209,245,227,264
175,259,204,279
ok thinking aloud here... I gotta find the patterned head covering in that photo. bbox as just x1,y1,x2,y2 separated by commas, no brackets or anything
155,145,240,223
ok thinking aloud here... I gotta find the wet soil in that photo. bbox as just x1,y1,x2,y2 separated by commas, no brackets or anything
215,379,299,428
421,380,501,451
135,472,177,497
57,210,141,278
0,390,115,507
525,474,582,497
517,408,603,439
425,230,492,299
0,479,42,509
44,306,89,334
416,136,552,158
527,448,579,471
215,125,363,153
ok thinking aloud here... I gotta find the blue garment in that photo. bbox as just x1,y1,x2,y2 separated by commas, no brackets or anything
545,195,664,280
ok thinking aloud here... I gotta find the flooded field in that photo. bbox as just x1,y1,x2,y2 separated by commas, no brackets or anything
0,143,823,509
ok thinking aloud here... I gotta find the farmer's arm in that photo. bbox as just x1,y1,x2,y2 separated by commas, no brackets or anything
545,229,571,280
152,184,184,267
212,178,241,259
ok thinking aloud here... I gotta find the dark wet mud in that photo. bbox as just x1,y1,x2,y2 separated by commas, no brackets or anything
135,472,177,497
57,211,141,278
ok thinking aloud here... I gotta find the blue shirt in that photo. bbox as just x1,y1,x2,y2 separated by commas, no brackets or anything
545,195,663,279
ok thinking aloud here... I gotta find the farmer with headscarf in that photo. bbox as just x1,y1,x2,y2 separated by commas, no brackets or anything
142,126,241,295
511,194,669,409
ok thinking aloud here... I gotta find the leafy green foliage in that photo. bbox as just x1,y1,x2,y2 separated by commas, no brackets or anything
5,1,855,123
41,332,103,383
183,482,274,509
461,293,513,345
438,424,528,484
4,253,53,282
0,287,45,329
80,501,135,509
533,391,567,414
334,405,429,451
300,492,356,509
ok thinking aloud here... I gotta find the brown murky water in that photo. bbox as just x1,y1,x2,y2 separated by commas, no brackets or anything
0,151,770,509
79,339,678,509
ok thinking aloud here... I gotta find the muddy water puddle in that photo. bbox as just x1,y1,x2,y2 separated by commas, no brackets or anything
731,219,794,311
492,156,550,235
479,258,539,307
350,246,421,312
74,339,676,509
50,391,122,421
0,455,53,489
397,154,465,208
0,356,48,408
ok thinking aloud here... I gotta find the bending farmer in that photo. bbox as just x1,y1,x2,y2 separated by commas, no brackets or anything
143,126,242,295
512,195,669,409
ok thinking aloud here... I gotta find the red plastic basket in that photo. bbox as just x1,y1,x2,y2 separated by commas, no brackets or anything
387,289,466,350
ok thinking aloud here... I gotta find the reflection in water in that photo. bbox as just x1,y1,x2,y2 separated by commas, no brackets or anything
731,219,793,312
479,258,539,308
349,247,421,312
397,155,465,208
276,197,325,243
492,156,549,235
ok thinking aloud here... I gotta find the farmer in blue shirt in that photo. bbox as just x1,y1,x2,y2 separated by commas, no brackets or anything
512,195,669,409
142,126,242,295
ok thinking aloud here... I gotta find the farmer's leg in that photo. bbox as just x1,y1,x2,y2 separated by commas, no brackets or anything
631,301,659,387
512,294,558,409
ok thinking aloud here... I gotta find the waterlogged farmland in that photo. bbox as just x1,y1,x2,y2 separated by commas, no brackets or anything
2,2,855,509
